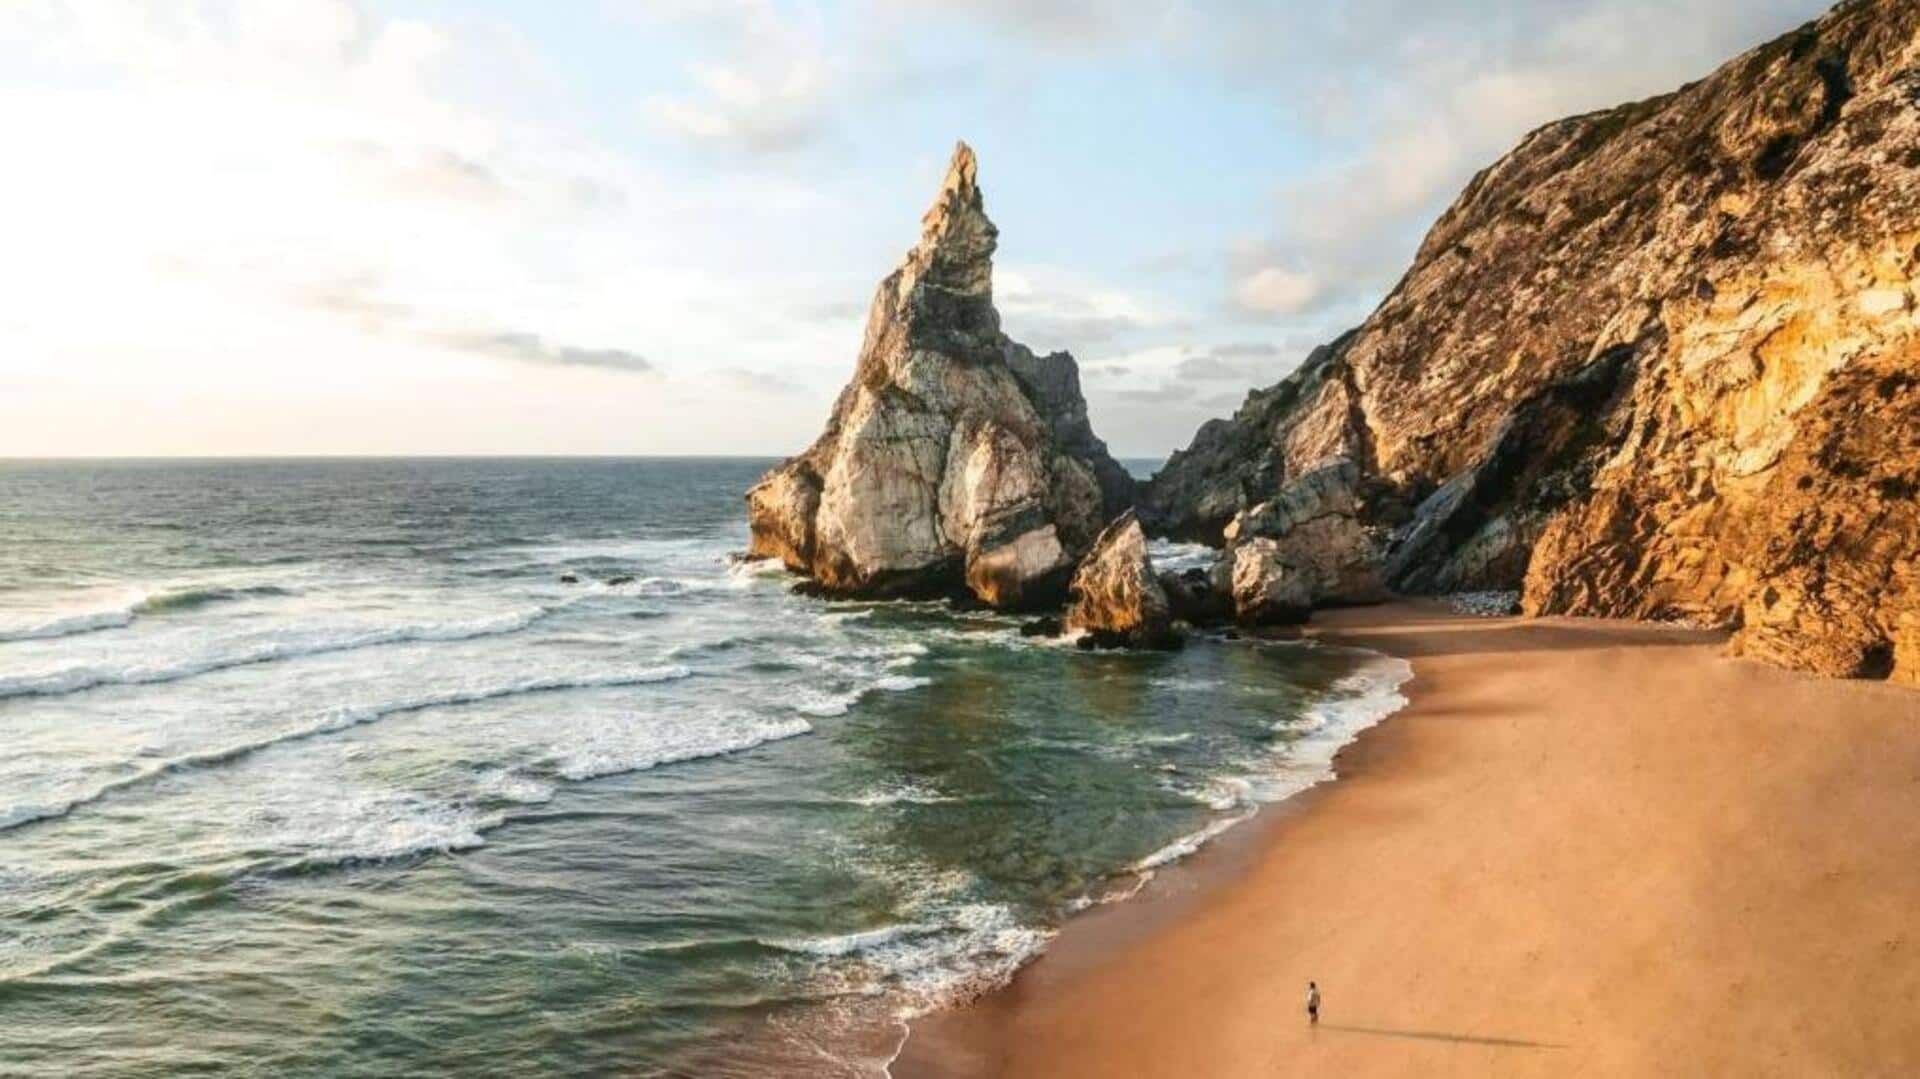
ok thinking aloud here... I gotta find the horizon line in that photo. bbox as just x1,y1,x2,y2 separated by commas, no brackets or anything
0,451,1174,462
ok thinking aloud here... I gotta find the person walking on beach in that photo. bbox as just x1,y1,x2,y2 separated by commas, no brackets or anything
1306,982,1321,1025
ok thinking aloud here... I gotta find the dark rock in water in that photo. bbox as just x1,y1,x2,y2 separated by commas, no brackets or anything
1064,511,1180,650
1074,626,1181,652
1020,616,1063,638
1160,567,1230,626
1141,0,1920,683
605,575,636,587
744,142,1134,610
559,573,580,585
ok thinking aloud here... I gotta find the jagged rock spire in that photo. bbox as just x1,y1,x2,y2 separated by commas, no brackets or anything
911,141,997,298
746,139,1137,610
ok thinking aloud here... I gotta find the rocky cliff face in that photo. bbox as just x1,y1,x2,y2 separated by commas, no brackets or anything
747,144,1134,609
1146,0,1920,683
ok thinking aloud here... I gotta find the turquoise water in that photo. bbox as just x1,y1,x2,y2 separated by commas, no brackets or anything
0,458,1406,1075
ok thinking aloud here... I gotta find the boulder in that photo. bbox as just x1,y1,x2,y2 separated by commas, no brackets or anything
1065,512,1179,649
746,143,1132,609
1221,458,1387,608
1228,539,1314,626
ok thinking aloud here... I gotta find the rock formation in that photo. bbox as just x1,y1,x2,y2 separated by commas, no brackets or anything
747,143,1134,609
1065,511,1179,649
1146,0,1920,683
1221,458,1389,611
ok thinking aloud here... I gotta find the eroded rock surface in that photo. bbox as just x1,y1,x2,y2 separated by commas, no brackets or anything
1146,0,1920,681
1065,511,1178,649
747,143,1133,609
1222,458,1389,608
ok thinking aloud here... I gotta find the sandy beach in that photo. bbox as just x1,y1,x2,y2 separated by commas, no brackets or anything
897,601,1920,1078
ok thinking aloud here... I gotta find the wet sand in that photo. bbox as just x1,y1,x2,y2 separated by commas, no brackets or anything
895,601,1920,1077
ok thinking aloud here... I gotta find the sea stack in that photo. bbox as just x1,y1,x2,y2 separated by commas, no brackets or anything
1065,511,1179,649
747,143,1134,609
1145,0,1920,682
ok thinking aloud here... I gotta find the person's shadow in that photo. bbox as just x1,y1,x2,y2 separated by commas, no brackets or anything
1316,1023,1566,1049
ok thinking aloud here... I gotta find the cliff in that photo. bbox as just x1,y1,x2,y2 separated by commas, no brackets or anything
1146,0,1920,682
747,144,1134,608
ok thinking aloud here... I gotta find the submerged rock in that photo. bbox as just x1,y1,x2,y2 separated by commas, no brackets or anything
1145,0,1920,682
747,143,1133,609
1065,511,1179,649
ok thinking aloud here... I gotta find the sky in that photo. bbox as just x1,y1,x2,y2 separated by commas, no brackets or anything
0,0,1829,458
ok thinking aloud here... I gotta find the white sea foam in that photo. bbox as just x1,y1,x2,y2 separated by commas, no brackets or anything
877,903,1057,1017
0,666,693,833
848,780,953,808
286,799,496,866
475,769,558,806
0,581,299,644
1152,676,1224,693
762,922,931,958
0,606,557,699
1145,539,1217,575
778,902,1056,1020
1132,811,1256,872
0,603,138,643
1133,731,1195,746
1123,652,1414,880
550,716,812,782
1163,775,1253,811
792,672,930,718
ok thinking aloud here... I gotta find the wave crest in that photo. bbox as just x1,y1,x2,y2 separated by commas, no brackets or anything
0,607,557,700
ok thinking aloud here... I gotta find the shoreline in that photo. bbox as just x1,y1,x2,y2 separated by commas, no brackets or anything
893,600,1920,1077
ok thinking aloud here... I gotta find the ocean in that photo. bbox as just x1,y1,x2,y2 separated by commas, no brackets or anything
0,458,1408,1076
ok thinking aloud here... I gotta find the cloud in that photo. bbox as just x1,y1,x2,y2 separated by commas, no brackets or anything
715,366,810,395
437,331,653,373
797,298,870,323
995,265,1170,351
645,62,830,154
1197,389,1252,412
633,1,836,155
887,0,1192,52
1108,382,1197,405
1231,267,1323,317
299,279,653,375
1175,342,1286,383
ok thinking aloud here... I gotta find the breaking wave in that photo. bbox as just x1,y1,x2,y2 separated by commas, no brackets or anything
0,665,693,833
0,607,557,699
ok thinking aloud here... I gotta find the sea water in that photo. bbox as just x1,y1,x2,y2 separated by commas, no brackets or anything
0,458,1407,1076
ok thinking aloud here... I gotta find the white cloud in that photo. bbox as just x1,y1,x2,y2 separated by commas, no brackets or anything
644,60,830,152
1232,266,1323,317
631,0,837,154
